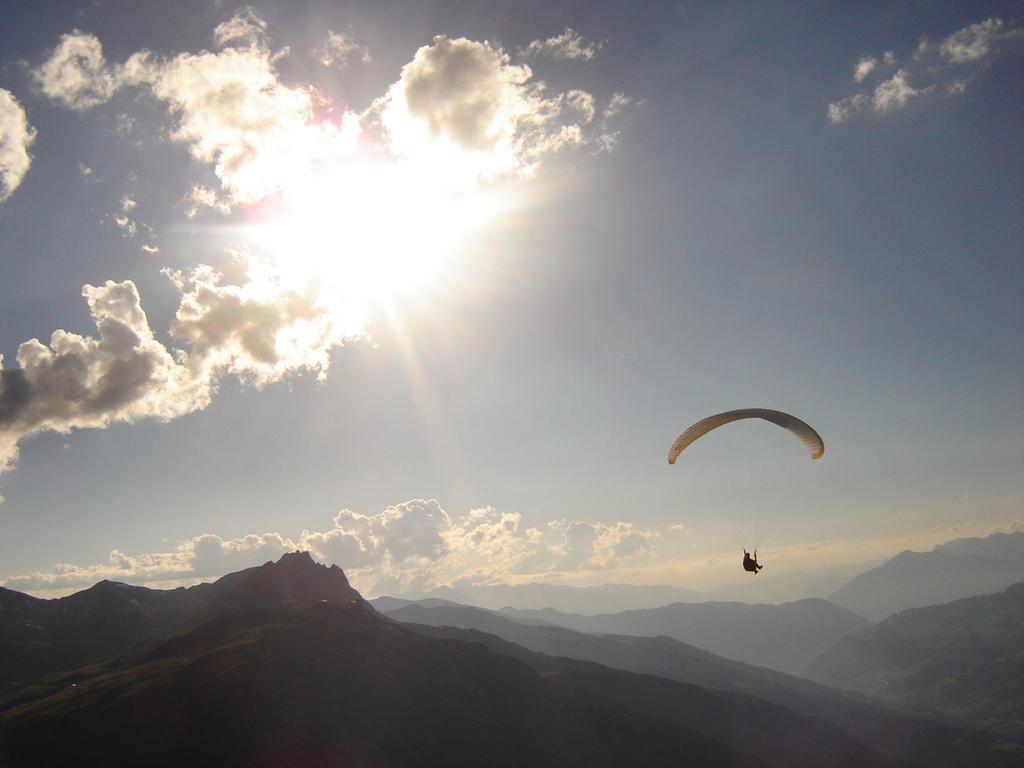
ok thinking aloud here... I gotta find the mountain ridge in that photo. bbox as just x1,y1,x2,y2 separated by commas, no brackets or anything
827,532,1024,621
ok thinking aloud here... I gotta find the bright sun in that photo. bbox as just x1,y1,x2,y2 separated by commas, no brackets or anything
247,160,502,309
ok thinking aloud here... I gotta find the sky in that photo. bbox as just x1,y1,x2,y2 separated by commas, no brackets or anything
0,0,1021,600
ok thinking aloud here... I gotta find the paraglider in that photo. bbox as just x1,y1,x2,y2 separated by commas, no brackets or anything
667,408,824,465
742,549,763,574
668,408,824,574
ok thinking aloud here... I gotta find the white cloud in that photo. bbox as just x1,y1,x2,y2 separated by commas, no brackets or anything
872,69,920,113
0,280,203,475
604,91,632,119
0,258,363,477
170,262,358,386
35,13,626,206
9,499,1019,598
33,30,118,109
523,28,604,61
939,18,1015,63
10,15,628,480
827,93,867,124
853,55,877,82
137,38,355,207
112,214,137,237
1,499,661,596
376,35,605,184
212,7,268,50
316,30,370,67
186,185,231,217
0,90,35,204
33,14,359,210
828,17,1022,123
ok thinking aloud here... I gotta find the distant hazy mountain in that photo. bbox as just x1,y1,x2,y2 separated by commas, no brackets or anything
0,551,361,688
378,599,1021,768
697,561,880,604
828,532,1024,621
419,581,701,614
805,582,1024,738
498,599,869,674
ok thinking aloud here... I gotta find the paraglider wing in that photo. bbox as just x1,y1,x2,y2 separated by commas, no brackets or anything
667,408,824,464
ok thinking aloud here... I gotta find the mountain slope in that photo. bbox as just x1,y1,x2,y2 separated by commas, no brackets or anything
0,551,362,689
0,600,763,768
379,599,1022,768
499,598,870,674
828,532,1024,621
805,582,1024,738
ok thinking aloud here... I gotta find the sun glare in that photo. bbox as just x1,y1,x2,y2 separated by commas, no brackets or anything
247,160,503,309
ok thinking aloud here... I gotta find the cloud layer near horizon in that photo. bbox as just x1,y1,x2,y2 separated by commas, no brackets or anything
0,498,661,595
4,497,1019,599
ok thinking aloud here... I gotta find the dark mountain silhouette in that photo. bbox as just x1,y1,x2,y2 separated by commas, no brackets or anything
0,551,361,688
827,532,1024,621
499,598,869,674
376,599,1021,768
805,582,1024,739
2,553,1018,767
1,600,756,768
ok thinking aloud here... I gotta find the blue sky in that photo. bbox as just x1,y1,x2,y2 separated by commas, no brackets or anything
1,0,1021,598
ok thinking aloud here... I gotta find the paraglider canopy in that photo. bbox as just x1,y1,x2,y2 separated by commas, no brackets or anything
668,408,824,464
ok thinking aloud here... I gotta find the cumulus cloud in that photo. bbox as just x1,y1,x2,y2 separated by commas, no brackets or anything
872,69,920,113
0,532,295,593
33,30,118,108
9,14,629,481
0,280,203,475
170,262,357,385
0,89,36,203
375,35,608,183
34,13,627,205
316,30,370,67
33,17,358,209
523,28,604,61
0,259,362,477
1,499,661,596
828,17,1022,123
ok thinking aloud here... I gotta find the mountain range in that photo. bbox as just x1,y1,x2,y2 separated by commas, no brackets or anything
827,532,1024,621
2,552,1021,766
375,598,1020,767
496,598,870,674
806,581,1024,738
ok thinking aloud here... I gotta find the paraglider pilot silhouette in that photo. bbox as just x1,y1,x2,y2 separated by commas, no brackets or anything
667,409,824,574
742,549,763,574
